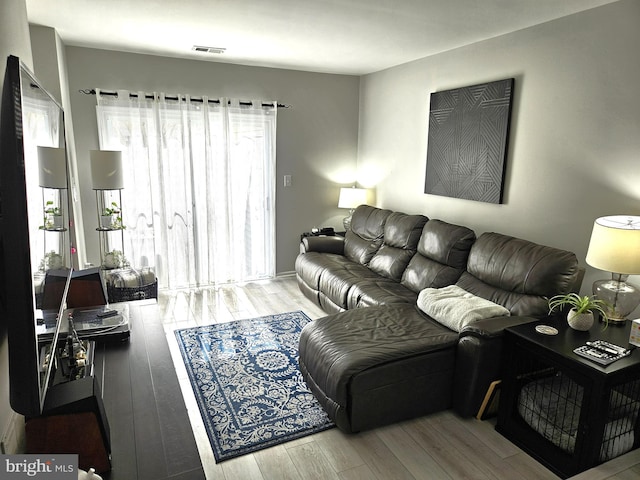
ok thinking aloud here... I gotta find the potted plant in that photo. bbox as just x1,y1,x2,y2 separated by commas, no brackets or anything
42,200,63,230
102,249,129,269
548,293,610,331
39,250,64,271
101,201,124,229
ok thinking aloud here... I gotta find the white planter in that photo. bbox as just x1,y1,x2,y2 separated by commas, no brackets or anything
567,308,594,331
51,215,63,229
101,215,113,228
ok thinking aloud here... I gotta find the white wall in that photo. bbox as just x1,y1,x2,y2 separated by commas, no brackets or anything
64,47,360,274
358,0,640,300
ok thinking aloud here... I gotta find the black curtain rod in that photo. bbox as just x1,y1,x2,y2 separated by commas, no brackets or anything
79,88,290,109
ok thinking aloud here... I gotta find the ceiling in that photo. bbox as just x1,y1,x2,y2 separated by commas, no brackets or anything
26,0,619,76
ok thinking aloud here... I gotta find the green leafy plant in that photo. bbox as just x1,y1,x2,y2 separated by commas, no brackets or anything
101,201,125,229
548,293,610,327
102,201,121,216
44,200,61,216
41,200,63,229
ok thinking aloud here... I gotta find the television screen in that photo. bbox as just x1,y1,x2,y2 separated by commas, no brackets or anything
1,55,68,416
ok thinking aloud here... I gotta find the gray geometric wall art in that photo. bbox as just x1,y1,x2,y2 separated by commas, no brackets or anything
424,78,514,204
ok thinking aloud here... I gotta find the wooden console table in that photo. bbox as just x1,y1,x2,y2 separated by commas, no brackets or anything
86,300,203,479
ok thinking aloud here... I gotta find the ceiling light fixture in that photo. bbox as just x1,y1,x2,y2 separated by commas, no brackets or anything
192,45,226,54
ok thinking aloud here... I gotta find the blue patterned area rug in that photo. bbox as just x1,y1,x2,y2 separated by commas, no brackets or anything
174,311,334,462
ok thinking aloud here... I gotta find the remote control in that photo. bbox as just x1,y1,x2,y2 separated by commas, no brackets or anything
574,341,631,366
586,340,630,356
97,309,119,318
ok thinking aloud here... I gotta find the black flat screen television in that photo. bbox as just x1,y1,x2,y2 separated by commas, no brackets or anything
1,55,69,416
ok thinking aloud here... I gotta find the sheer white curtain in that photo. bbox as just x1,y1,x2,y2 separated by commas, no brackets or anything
95,90,276,289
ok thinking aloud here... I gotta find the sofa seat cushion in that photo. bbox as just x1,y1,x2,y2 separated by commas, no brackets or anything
299,304,458,432
318,263,383,310
347,279,418,309
295,251,357,290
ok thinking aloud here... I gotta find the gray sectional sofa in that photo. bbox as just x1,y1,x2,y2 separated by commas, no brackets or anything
295,205,581,432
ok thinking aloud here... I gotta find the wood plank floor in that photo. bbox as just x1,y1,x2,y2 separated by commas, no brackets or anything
153,275,640,480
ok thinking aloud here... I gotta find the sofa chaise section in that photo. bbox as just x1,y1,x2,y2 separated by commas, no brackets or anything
299,304,458,433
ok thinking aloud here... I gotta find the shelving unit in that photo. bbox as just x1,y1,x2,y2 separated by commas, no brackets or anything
90,150,157,303
34,185,69,309
36,146,70,274
39,186,69,270
95,188,126,270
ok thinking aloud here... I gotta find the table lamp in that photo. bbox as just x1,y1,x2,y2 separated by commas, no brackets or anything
585,215,640,323
90,150,124,190
338,187,367,230
90,149,125,232
37,146,67,188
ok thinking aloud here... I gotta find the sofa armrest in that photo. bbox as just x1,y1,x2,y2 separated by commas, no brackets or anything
300,235,345,255
459,315,538,339
452,315,538,417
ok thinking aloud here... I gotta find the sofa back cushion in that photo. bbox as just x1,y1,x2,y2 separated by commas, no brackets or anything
344,205,393,265
368,212,429,281
401,219,476,292
456,232,580,317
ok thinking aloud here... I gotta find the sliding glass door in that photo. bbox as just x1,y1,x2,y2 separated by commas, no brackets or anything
96,91,276,289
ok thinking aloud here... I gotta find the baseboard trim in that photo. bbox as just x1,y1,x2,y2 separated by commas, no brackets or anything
276,271,296,278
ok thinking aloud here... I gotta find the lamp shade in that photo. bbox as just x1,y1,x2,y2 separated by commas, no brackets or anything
90,150,124,190
37,146,67,188
338,187,367,209
585,216,640,275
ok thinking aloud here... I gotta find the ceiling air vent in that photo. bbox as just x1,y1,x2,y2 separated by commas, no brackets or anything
192,46,226,54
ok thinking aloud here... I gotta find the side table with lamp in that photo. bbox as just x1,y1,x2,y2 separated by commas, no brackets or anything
495,216,640,477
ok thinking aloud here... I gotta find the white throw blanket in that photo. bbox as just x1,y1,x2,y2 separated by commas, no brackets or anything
417,285,510,332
